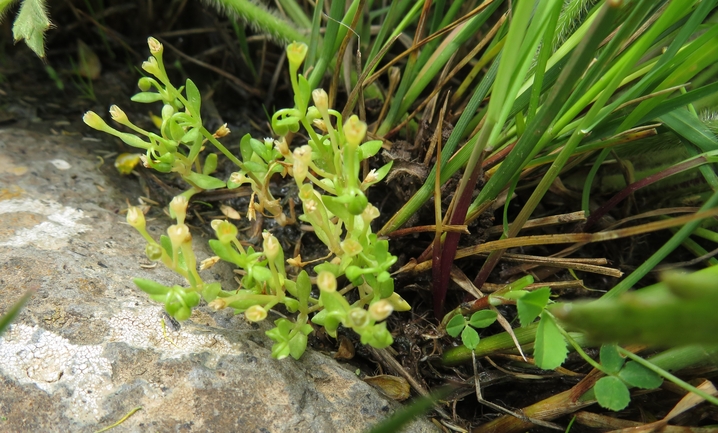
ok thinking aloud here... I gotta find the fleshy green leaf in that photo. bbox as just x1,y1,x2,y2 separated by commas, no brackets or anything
296,270,311,308
202,282,221,302
289,332,308,360
468,310,497,329
446,314,466,338
533,311,567,370
372,161,393,183
251,265,272,282
185,78,202,118
185,172,226,190
239,133,253,161
131,92,164,103
517,287,551,327
180,127,201,144
134,278,170,296
600,344,625,374
461,326,480,349
594,376,631,411
12,0,51,58
203,153,218,175
619,361,663,389
359,140,384,159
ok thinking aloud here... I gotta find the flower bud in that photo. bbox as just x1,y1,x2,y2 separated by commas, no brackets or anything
142,56,161,76
167,223,192,247
262,231,281,261
148,37,163,56
83,111,111,132
340,238,363,257
362,204,380,223
347,308,369,328
109,105,129,125
287,41,308,70
368,300,393,322
292,145,312,184
293,160,308,184
343,115,367,147
161,104,175,121
138,77,154,92
312,89,329,114
245,305,268,322
293,145,312,164
170,195,189,225
126,206,146,229
145,243,163,261
317,271,337,293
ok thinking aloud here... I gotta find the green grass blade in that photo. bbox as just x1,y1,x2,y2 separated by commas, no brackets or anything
0,290,33,337
276,0,311,28
365,385,454,433
379,58,499,234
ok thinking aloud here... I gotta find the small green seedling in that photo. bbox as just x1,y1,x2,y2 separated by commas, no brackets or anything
593,344,663,411
446,310,498,350
490,278,568,370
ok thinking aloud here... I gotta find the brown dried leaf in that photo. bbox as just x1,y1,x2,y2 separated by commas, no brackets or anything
364,375,411,401
333,335,355,361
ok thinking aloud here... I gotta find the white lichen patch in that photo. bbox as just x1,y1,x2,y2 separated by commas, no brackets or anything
0,198,89,249
0,304,241,423
0,323,112,420
107,305,238,359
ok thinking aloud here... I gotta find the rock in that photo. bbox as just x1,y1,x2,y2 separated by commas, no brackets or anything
0,129,437,433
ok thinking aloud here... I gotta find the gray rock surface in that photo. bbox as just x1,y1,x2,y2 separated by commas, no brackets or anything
0,128,437,433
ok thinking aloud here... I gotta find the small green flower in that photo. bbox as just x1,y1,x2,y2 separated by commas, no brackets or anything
169,196,188,225
142,56,161,77
287,41,308,71
168,223,192,248
343,115,367,147
245,305,268,322
126,206,146,229
369,300,393,321
317,271,337,293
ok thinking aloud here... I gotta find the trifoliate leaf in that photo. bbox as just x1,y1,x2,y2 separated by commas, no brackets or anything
461,326,480,349
600,344,625,374
517,287,551,327
594,376,631,411
533,311,567,370
12,0,52,58
619,361,663,389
